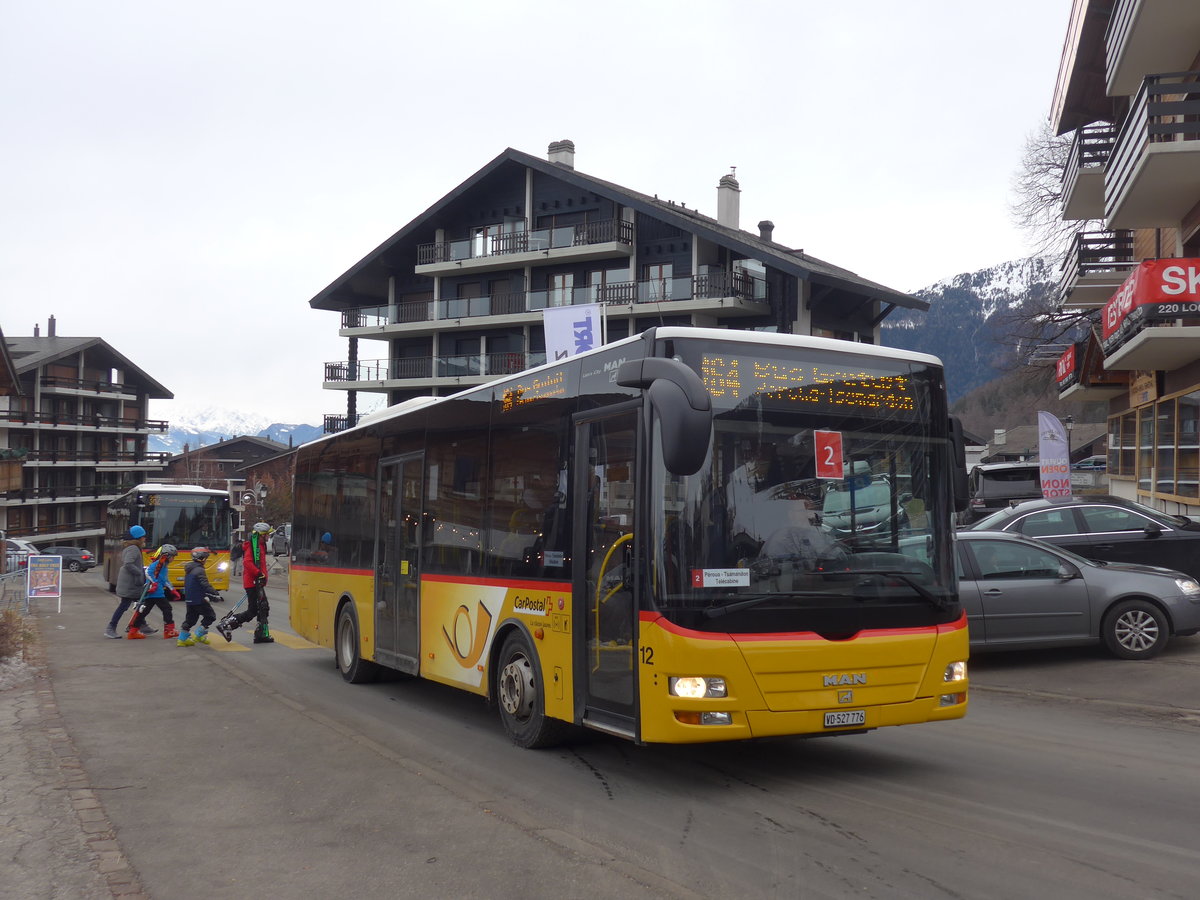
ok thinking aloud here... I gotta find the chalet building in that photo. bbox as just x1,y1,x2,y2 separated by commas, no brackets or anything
310,141,928,432
1050,0,1200,515
164,435,289,531
0,318,172,553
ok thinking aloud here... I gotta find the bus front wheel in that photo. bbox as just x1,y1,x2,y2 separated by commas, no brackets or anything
496,631,568,749
336,604,380,684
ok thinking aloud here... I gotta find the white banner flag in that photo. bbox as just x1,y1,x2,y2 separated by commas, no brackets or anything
543,303,602,361
1037,410,1072,500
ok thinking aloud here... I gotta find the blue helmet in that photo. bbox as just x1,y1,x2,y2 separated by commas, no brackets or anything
321,532,332,544
130,525,146,539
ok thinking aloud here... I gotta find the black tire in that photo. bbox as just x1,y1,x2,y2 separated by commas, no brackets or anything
336,604,380,684
67,560,82,572
495,630,570,749
1102,599,1169,660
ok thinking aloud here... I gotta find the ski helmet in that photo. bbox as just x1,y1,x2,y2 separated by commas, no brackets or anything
129,525,146,539
191,547,211,561
253,522,271,534
157,544,178,559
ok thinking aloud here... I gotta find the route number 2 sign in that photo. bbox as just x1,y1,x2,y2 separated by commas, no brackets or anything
815,431,844,480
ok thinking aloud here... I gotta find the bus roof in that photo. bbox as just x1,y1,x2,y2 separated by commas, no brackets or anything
128,483,230,496
310,326,947,447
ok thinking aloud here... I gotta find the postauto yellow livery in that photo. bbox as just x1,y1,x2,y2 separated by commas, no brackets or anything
290,327,970,747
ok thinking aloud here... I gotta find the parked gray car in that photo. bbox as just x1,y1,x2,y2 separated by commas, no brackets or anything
899,530,1200,659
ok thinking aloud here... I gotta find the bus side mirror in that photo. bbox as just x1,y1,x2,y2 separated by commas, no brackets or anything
949,416,969,513
617,357,713,476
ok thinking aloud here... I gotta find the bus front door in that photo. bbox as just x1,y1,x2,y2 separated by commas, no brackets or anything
574,409,638,738
375,453,422,674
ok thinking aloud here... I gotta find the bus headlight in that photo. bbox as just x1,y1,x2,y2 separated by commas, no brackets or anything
217,562,229,572
669,676,727,699
943,661,967,682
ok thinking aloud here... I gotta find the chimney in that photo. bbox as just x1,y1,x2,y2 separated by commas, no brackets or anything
34,324,40,337
717,172,740,229
994,429,1006,446
547,139,575,169
758,220,774,242
48,315,56,337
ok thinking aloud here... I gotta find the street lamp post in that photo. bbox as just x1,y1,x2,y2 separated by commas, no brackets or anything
1064,415,1075,463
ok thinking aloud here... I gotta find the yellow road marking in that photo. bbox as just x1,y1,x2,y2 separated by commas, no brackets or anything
269,632,320,650
207,639,250,652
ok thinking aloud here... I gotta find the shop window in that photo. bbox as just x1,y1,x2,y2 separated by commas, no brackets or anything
1137,407,1154,492
1156,399,1176,493
1177,391,1200,498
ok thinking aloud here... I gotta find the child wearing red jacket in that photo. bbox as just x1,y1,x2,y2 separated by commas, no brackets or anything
216,522,274,644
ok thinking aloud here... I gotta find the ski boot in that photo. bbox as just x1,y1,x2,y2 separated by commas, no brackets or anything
215,616,237,643
176,629,195,647
253,624,275,644
193,625,211,645
163,623,180,640
126,625,146,640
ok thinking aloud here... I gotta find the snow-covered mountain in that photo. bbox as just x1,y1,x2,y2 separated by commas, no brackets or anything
148,405,322,454
882,255,1059,403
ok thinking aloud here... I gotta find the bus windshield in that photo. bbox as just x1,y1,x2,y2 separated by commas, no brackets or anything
653,341,958,633
142,493,232,550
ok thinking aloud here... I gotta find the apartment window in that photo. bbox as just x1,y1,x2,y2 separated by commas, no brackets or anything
548,273,574,308
589,268,631,303
644,263,673,301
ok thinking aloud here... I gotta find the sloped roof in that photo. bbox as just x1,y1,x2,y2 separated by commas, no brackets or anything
169,434,288,461
0,325,21,397
5,335,172,399
310,147,926,313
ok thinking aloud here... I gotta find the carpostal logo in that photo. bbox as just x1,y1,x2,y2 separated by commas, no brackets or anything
512,594,551,617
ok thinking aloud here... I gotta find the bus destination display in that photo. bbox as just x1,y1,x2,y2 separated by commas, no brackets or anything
700,354,917,413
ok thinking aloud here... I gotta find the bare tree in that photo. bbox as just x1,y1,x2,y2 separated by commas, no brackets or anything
1001,117,1106,366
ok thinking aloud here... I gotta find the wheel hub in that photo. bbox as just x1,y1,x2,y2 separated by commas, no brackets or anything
1116,610,1159,652
499,654,534,720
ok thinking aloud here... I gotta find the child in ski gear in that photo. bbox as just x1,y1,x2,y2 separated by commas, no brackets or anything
105,526,156,638
217,522,273,644
127,544,180,640
177,547,222,646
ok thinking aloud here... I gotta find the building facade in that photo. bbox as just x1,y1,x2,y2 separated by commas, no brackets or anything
0,318,172,553
1050,0,1200,515
310,142,928,431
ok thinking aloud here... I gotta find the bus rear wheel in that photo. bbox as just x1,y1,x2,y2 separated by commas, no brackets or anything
336,604,380,684
496,631,568,749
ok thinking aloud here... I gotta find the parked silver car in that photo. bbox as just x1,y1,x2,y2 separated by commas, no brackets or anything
899,530,1200,659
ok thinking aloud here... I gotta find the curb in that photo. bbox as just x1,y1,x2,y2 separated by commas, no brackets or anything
14,614,150,900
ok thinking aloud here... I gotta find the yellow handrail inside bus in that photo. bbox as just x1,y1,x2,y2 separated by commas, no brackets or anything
593,531,633,670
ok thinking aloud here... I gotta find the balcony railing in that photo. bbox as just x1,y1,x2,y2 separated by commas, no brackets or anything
1057,229,1137,306
4,520,106,539
0,410,168,431
340,273,768,329
1106,71,1200,226
1061,123,1115,220
323,413,365,434
417,218,634,266
2,483,132,503
341,306,389,328
20,449,169,464
324,351,551,384
40,375,139,395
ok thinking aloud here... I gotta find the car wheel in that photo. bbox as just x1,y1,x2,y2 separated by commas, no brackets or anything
1102,599,1169,660
335,603,380,684
67,561,82,572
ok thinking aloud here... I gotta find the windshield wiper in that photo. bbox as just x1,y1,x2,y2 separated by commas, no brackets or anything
843,569,946,610
703,592,830,619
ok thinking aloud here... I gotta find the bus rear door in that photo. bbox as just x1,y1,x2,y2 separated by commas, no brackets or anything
375,453,423,673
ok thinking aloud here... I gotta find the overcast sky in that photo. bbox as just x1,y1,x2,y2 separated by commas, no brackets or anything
1,1,1071,425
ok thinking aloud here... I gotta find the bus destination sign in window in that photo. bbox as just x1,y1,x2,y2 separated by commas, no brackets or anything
699,355,917,415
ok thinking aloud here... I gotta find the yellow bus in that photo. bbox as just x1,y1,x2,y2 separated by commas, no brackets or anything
104,483,236,594
291,326,970,747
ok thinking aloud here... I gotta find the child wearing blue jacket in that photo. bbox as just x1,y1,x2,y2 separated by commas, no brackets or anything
178,548,222,646
127,545,180,640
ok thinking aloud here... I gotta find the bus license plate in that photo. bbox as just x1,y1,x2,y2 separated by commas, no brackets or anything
824,710,866,728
